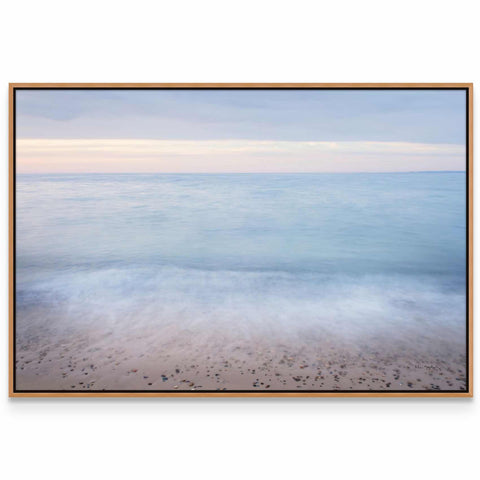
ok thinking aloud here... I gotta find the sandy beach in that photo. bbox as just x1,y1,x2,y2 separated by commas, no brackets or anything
16,318,467,392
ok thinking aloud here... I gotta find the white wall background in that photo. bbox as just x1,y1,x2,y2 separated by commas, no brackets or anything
1,1,478,479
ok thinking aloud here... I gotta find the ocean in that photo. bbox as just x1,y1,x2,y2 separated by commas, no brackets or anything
15,172,467,390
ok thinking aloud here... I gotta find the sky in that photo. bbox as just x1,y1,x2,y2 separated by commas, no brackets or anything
16,89,467,173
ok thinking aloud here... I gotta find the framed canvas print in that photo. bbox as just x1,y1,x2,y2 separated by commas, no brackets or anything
9,83,473,397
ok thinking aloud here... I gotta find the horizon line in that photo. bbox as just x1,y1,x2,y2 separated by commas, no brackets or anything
16,170,466,175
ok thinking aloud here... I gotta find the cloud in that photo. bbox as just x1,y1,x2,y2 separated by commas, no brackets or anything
16,139,466,173
16,89,467,144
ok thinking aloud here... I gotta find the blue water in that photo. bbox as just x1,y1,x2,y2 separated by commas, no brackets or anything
16,173,467,342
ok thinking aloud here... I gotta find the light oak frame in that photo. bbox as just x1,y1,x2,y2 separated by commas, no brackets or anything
8,83,473,397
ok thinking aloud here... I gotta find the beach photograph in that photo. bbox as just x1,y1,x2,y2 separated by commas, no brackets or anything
13,87,469,393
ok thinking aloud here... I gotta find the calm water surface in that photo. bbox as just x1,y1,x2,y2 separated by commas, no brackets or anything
16,173,467,341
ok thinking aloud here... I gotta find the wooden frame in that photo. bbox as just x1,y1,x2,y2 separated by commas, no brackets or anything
8,83,473,398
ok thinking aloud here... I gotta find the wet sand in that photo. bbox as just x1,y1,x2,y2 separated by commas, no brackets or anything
16,323,467,392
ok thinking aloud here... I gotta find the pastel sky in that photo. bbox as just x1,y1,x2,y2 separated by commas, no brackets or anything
16,89,467,173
